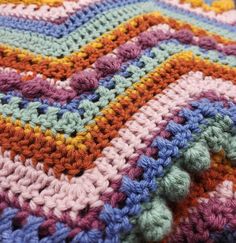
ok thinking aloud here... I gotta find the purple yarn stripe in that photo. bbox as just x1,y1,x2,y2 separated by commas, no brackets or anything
0,91,228,234
0,30,235,103
169,197,236,243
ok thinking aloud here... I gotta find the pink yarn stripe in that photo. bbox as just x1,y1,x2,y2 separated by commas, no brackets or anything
0,24,172,90
169,180,236,242
203,180,236,202
1,0,235,24
0,0,102,23
0,67,72,90
161,0,236,25
0,71,236,224
0,23,232,92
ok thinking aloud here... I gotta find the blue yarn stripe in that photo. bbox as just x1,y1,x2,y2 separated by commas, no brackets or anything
99,99,236,241
0,0,235,38
211,227,236,243
0,99,236,242
1,39,235,124
0,0,147,38
204,0,214,5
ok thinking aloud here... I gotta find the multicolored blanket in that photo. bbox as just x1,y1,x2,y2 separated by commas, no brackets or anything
0,0,236,242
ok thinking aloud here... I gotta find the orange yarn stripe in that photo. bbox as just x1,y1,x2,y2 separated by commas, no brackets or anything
0,13,235,80
0,53,236,178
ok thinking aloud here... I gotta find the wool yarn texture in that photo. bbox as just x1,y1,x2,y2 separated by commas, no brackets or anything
0,0,236,242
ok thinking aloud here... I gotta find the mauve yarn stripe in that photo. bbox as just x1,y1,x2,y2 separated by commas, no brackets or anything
0,72,235,231
162,0,236,25
0,26,235,103
0,0,103,23
0,0,235,26
169,188,236,242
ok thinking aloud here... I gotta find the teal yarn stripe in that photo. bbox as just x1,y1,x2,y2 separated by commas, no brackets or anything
0,2,154,57
154,3,236,40
122,114,235,242
0,41,235,136
0,2,235,57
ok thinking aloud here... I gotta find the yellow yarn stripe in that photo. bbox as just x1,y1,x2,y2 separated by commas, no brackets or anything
0,52,191,150
0,0,63,6
0,11,235,66
1,51,235,151
181,0,235,13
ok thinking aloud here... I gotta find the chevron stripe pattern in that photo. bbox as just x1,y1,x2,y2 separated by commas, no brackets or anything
0,0,236,242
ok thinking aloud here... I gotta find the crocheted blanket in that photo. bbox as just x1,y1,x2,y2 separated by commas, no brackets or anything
0,0,236,242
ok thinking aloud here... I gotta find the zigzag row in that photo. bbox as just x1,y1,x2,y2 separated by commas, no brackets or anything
0,1,235,242
0,71,234,232
0,4,235,59
1,29,236,104
0,0,147,37
1,0,235,24
0,98,236,242
0,39,235,131
0,0,236,39
0,53,236,179
0,17,235,80
0,2,154,53
0,0,102,23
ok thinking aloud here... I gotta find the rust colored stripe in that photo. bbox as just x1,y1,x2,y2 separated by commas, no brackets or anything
0,53,235,178
0,13,235,80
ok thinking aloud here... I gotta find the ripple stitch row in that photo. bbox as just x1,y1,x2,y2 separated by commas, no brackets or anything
0,0,236,242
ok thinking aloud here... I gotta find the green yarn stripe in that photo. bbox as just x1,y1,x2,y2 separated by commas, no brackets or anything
0,2,154,57
154,5,236,40
0,43,235,137
122,115,235,242
0,2,235,57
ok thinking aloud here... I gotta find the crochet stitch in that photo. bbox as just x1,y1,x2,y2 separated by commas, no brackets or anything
0,0,236,242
